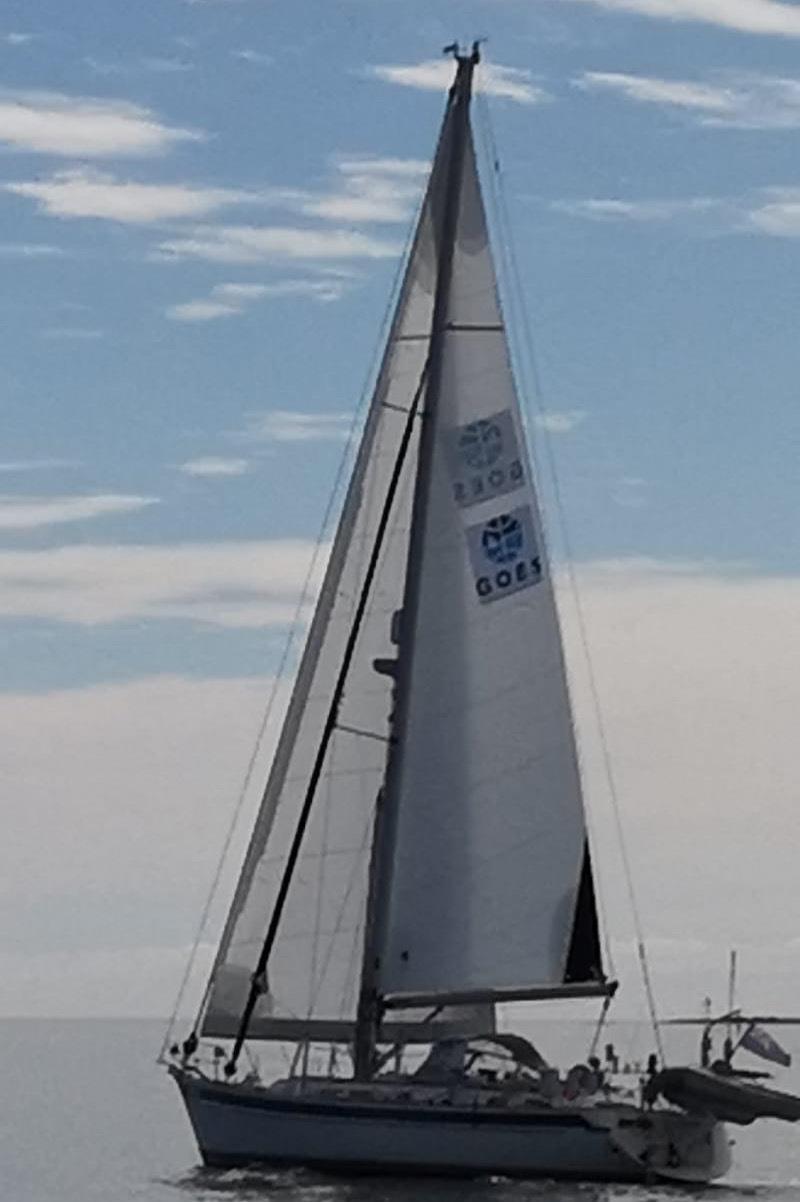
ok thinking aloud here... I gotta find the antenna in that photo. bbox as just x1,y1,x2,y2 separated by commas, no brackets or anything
442,40,483,64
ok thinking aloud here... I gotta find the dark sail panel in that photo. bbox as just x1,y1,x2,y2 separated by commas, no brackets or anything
564,843,604,985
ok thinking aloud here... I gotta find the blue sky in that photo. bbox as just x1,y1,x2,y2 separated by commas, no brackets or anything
3,0,800,1018
2,0,800,693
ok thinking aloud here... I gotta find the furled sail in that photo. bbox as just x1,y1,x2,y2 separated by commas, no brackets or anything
374,121,606,1008
200,104,492,1043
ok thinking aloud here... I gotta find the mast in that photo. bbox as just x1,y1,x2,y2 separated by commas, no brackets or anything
353,42,481,1080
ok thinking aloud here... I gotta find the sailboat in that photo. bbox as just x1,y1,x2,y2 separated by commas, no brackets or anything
167,43,762,1182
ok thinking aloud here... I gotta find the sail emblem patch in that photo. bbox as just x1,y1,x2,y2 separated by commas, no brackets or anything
467,505,542,604
482,514,524,565
459,419,503,470
446,409,524,508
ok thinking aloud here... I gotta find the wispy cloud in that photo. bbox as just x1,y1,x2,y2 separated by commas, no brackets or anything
562,0,800,38
5,168,256,225
0,494,157,531
154,224,400,265
84,55,194,76
3,32,34,46
167,277,349,322
747,187,800,235
232,49,273,65
238,410,353,444
0,540,322,626
534,409,587,434
554,196,723,223
42,327,104,340
0,242,69,257
0,459,78,473
0,89,201,157
300,157,428,224
369,60,547,105
553,187,800,238
165,300,239,322
577,70,800,129
178,457,250,477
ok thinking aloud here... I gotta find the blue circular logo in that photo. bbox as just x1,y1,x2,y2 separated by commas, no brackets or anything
482,514,523,565
459,419,503,470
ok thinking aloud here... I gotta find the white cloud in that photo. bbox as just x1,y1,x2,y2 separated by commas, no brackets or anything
747,187,800,235
0,459,77,472
0,540,322,626
178,457,250,477
557,561,800,969
84,55,194,76
562,0,800,37
0,674,285,1016
166,277,349,321
4,565,800,1016
0,494,157,531
232,49,273,65
578,71,736,113
301,157,429,224
534,409,587,433
238,410,353,444
155,224,400,264
0,89,201,157
554,188,800,237
369,60,548,105
6,168,256,225
0,242,69,257
577,70,800,129
166,300,240,322
3,32,34,46
554,196,723,224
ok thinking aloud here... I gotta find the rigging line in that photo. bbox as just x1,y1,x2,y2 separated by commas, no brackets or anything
306,725,336,1029
476,96,664,1059
226,360,430,1074
588,992,614,1061
158,205,419,1066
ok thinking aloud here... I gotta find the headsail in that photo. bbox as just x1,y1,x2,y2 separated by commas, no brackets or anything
200,92,491,1045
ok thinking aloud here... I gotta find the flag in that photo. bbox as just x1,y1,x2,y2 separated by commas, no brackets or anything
741,1024,791,1068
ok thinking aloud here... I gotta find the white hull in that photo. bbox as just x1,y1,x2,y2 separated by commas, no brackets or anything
175,1071,731,1183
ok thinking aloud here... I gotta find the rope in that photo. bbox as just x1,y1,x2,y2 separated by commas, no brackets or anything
157,217,417,1065
474,95,664,1062
589,992,613,1060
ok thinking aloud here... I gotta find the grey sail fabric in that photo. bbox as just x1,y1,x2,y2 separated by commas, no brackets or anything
375,128,604,1004
201,107,492,1043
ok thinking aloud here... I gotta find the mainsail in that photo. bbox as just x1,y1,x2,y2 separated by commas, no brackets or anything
200,47,607,1056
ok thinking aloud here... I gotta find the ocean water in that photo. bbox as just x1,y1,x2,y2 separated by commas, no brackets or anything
2,1019,798,1202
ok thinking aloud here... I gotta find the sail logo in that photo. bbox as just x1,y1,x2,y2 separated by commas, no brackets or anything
446,409,524,508
467,505,542,604
482,514,524,564
459,418,503,470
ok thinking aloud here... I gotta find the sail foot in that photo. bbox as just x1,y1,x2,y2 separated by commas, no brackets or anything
381,981,618,1010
